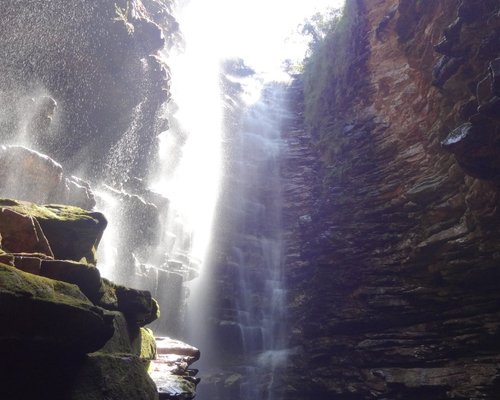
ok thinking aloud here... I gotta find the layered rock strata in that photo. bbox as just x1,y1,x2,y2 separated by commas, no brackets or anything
0,198,198,400
0,0,176,179
282,0,500,399
0,0,197,341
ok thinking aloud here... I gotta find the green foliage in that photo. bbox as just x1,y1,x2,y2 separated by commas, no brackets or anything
302,1,365,161
300,8,343,53
114,2,134,35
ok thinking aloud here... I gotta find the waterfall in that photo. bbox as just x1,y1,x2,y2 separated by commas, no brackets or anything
95,0,224,339
230,83,288,400
189,77,290,399
0,1,337,398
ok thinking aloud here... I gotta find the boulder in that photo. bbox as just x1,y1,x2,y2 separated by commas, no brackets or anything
155,336,200,361
0,206,53,257
0,200,107,264
37,205,107,264
115,285,160,326
61,176,96,210
99,311,157,362
151,337,200,400
152,370,197,400
101,185,161,249
95,278,160,326
97,277,120,310
40,259,102,303
68,353,159,400
13,255,42,274
0,263,114,355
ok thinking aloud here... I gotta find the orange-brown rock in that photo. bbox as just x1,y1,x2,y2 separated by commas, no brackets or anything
281,0,500,398
0,207,53,257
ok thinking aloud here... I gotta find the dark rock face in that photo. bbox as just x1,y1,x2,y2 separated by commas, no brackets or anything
0,199,169,399
282,0,500,398
0,0,176,179
0,263,114,355
0,197,200,400
0,0,200,398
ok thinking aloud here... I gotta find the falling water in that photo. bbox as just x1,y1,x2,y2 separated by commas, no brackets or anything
95,0,224,339
0,3,332,398
189,76,290,400
230,83,288,400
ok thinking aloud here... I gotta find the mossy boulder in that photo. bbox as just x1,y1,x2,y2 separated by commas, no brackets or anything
0,200,106,264
96,277,120,310
33,204,107,265
95,279,160,326
0,249,14,266
0,206,53,257
99,311,157,361
135,327,157,361
40,259,102,302
68,353,159,400
0,263,114,355
113,284,160,326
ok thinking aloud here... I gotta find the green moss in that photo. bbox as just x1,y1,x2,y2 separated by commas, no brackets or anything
2,202,99,223
138,328,157,361
0,262,114,355
302,0,368,161
69,353,158,400
0,262,89,307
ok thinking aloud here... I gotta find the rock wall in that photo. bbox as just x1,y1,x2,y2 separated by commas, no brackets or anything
0,2,202,399
0,199,199,400
283,0,500,398
0,0,177,179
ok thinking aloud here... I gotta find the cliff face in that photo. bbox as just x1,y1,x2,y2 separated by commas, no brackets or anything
0,2,202,399
0,0,176,178
283,0,500,398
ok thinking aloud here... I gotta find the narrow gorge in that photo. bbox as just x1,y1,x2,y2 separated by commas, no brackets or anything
1,0,500,400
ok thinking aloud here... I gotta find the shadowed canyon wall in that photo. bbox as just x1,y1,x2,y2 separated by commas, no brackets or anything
2,0,500,399
281,0,500,398
0,1,201,399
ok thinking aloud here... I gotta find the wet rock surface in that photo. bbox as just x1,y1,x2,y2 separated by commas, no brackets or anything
0,145,96,209
0,0,176,178
0,199,106,264
151,337,201,400
0,0,200,398
0,262,114,355
282,0,500,398
0,197,198,400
